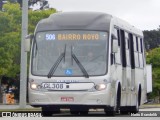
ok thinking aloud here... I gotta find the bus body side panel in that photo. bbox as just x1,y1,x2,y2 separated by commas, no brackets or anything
109,19,123,107
111,17,145,108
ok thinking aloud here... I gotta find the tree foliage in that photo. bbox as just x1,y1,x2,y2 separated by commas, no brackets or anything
0,3,21,77
143,28,160,101
146,48,160,100
28,8,56,33
0,2,56,78
0,2,56,103
144,28,160,50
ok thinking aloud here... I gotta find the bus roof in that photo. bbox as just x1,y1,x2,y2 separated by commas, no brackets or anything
36,12,112,32
35,12,143,36
112,16,143,36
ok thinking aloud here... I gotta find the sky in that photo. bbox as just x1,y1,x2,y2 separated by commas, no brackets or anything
45,0,160,31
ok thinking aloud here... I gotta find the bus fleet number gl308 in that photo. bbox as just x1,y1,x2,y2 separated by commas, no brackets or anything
41,83,65,90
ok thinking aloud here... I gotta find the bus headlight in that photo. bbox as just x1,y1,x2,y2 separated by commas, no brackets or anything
31,83,37,90
95,84,106,91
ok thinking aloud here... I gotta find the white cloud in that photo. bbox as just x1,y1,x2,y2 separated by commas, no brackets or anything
47,0,160,30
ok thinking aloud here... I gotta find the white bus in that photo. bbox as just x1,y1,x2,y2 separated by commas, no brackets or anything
25,12,149,116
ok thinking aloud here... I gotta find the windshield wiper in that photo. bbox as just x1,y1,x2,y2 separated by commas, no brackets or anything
47,44,66,78
71,46,89,78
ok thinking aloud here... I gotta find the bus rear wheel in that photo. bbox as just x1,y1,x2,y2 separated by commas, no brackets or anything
130,100,139,114
130,86,141,114
120,107,129,115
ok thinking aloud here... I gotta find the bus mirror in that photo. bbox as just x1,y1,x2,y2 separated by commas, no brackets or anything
24,34,32,52
112,39,118,53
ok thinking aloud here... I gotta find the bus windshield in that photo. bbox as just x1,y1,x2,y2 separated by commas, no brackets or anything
32,30,108,77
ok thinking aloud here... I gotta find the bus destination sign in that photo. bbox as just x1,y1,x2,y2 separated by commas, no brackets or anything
57,33,99,40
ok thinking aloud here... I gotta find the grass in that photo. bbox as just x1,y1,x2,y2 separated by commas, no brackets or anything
0,108,41,112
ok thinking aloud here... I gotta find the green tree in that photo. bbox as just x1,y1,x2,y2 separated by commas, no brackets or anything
0,3,21,103
0,2,56,103
146,48,160,102
28,8,56,33
144,29,160,50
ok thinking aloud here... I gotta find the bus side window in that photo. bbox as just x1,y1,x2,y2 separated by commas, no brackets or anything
133,36,139,68
129,33,135,69
114,28,121,64
120,29,126,67
139,38,144,68
125,32,130,66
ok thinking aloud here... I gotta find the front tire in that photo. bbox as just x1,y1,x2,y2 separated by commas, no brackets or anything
41,107,53,117
41,106,60,117
105,106,115,116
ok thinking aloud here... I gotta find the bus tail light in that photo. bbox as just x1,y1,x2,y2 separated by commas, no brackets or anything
95,84,106,91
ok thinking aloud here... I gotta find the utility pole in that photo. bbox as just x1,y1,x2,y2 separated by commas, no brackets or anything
19,0,28,109
0,0,2,11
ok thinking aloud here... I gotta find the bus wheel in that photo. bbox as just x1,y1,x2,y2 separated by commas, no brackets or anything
120,107,129,114
116,84,121,113
130,101,139,114
130,87,141,114
105,106,115,116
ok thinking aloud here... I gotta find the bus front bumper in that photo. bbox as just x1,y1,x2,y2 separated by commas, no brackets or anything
29,90,112,107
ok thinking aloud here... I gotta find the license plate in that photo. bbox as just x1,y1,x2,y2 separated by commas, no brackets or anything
61,97,74,102
41,83,65,90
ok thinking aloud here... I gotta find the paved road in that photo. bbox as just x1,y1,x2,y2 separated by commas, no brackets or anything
0,105,36,109
50,108,160,117
1,117,159,120
1,104,160,109
0,107,160,119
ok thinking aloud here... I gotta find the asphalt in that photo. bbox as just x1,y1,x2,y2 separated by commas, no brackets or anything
0,105,41,111
0,104,160,111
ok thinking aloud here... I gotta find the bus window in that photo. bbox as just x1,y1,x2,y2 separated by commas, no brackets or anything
33,30,108,76
114,28,121,64
133,36,138,52
129,33,135,69
125,32,130,66
136,37,139,52
138,38,144,68
120,30,126,67
117,29,120,46
140,38,143,53
133,36,139,68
